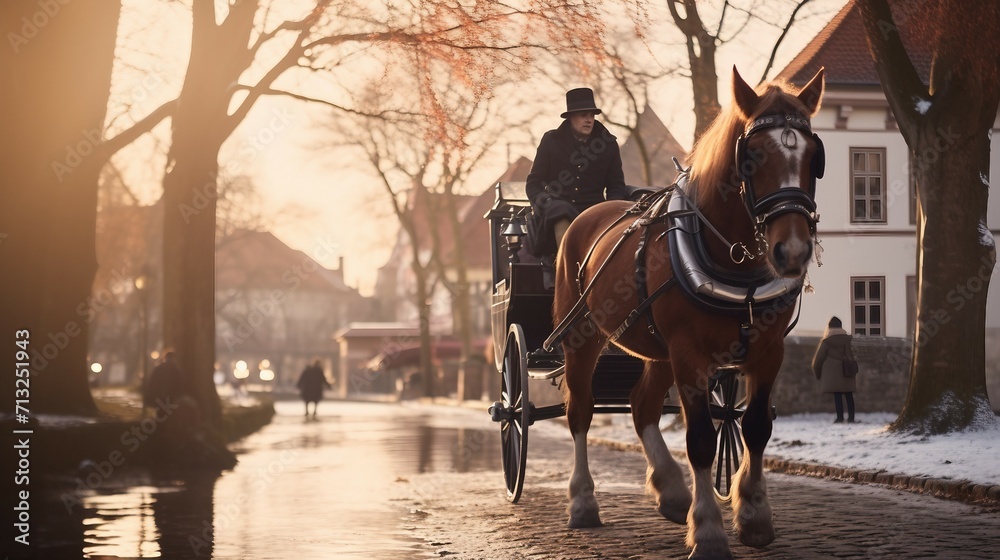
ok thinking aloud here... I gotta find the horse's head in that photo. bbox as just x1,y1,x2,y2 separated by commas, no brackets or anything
731,67,825,278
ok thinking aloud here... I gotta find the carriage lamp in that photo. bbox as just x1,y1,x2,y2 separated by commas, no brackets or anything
501,213,527,263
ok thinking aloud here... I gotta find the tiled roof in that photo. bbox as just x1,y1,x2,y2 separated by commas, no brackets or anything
620,107,687,187
776,0,933,87
216,229,352,293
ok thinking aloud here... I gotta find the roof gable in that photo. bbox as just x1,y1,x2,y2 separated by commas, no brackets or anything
776,0,934,87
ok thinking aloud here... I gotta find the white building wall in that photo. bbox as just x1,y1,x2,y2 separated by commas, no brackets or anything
791,102,1000,337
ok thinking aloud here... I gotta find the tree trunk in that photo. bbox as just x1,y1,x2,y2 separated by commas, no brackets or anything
901,124,995,432
688,33,721,143
443,188,481,400
158,0,259,434
413,264,436,397
0,1,121,415
161,155,224,428
859,0,999,433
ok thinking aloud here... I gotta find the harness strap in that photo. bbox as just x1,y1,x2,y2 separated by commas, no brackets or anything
543,187,675,352
610,277,678,344
633,222,670,351
671,180,762,263
575,197,655,292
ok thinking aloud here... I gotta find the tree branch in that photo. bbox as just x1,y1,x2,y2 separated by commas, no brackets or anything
759,0,813,84
97,99,176,164
857,0,926,141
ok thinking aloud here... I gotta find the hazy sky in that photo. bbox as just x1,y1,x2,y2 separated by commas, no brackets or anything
108,0,847,296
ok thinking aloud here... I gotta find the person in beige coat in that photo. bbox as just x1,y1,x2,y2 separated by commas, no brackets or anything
811,316,857,423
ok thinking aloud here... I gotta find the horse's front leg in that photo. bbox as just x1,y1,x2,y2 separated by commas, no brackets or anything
564,328,605,528
630,360,690,524
678,368,733,560
732,376,776,548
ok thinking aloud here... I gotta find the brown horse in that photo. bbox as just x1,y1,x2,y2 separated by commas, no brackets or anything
555,67,825,559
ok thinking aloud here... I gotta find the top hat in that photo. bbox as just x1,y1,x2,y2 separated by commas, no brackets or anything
561,88,602,118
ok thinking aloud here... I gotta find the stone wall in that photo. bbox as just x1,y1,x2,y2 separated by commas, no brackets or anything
775,334,1000,415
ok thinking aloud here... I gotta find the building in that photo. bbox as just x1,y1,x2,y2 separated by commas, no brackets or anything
215,229,370,391
89,200,372,391
774,0,1000,338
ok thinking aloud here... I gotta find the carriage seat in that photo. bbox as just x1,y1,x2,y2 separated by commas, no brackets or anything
665,176,802,313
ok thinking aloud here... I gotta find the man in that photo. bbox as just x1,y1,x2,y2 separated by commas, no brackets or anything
297,359,331,418
525,87,627,285
143,351,182,415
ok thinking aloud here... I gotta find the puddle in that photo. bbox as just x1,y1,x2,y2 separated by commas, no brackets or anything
19,400,501,559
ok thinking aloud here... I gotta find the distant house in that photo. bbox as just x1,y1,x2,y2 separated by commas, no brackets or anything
215,229,370,389
774,0,1000,338
89,200,372,390
332,322,421,397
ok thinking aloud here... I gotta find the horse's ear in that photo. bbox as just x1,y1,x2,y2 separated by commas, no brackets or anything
797,67,825,116
732,66,759,119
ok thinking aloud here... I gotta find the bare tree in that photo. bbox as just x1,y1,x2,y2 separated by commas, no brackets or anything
859,0,1000,433
664,0,816,143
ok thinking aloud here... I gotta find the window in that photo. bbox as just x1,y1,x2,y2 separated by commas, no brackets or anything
852,277,885,336
850,148,887,223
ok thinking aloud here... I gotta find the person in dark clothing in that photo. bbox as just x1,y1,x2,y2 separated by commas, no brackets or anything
143,351,182,414
297,359,331,418
811,316,858,423
525,87,628,287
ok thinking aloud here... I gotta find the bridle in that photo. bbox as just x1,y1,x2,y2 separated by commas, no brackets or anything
735,113,825,237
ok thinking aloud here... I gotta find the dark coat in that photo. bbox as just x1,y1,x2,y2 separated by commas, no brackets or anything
525,120,628,256
144,360,182,407
297,365,330,403
811,328,857,393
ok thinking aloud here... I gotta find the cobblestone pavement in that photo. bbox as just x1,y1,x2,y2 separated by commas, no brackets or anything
395,424,1000,559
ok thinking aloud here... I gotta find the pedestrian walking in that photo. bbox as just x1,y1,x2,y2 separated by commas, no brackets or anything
297,359,331,418
811,316,858,423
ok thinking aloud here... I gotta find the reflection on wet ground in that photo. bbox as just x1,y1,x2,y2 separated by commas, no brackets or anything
22,400,499,559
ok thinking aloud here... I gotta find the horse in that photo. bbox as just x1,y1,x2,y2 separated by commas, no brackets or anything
554,67,825,559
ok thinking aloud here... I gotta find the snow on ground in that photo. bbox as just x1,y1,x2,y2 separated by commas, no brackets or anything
581,412,1000,487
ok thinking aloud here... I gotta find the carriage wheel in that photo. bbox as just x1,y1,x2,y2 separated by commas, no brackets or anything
499,324,531,503
710,369,746,498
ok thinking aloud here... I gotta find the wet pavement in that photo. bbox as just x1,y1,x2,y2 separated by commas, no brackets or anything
16,399,1000,559
19,400,499,559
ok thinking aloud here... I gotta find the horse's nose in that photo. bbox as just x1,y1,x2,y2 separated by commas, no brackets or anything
772,239,812,277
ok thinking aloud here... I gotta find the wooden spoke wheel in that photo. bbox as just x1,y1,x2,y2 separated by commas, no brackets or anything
499,324,531,503
709,368,746,498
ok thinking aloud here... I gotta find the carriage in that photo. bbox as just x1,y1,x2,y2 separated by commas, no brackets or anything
485,180,749,504
483,68,825,558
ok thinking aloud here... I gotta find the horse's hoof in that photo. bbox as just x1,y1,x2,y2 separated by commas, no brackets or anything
687,544,734,560
657,497,690,525
567,507,603,528
737,525,775,548
567,513,603,528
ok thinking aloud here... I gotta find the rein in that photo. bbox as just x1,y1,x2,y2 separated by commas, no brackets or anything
541,187,677,352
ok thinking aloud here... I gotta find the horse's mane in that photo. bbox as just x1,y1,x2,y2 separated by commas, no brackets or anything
686,82,810,210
